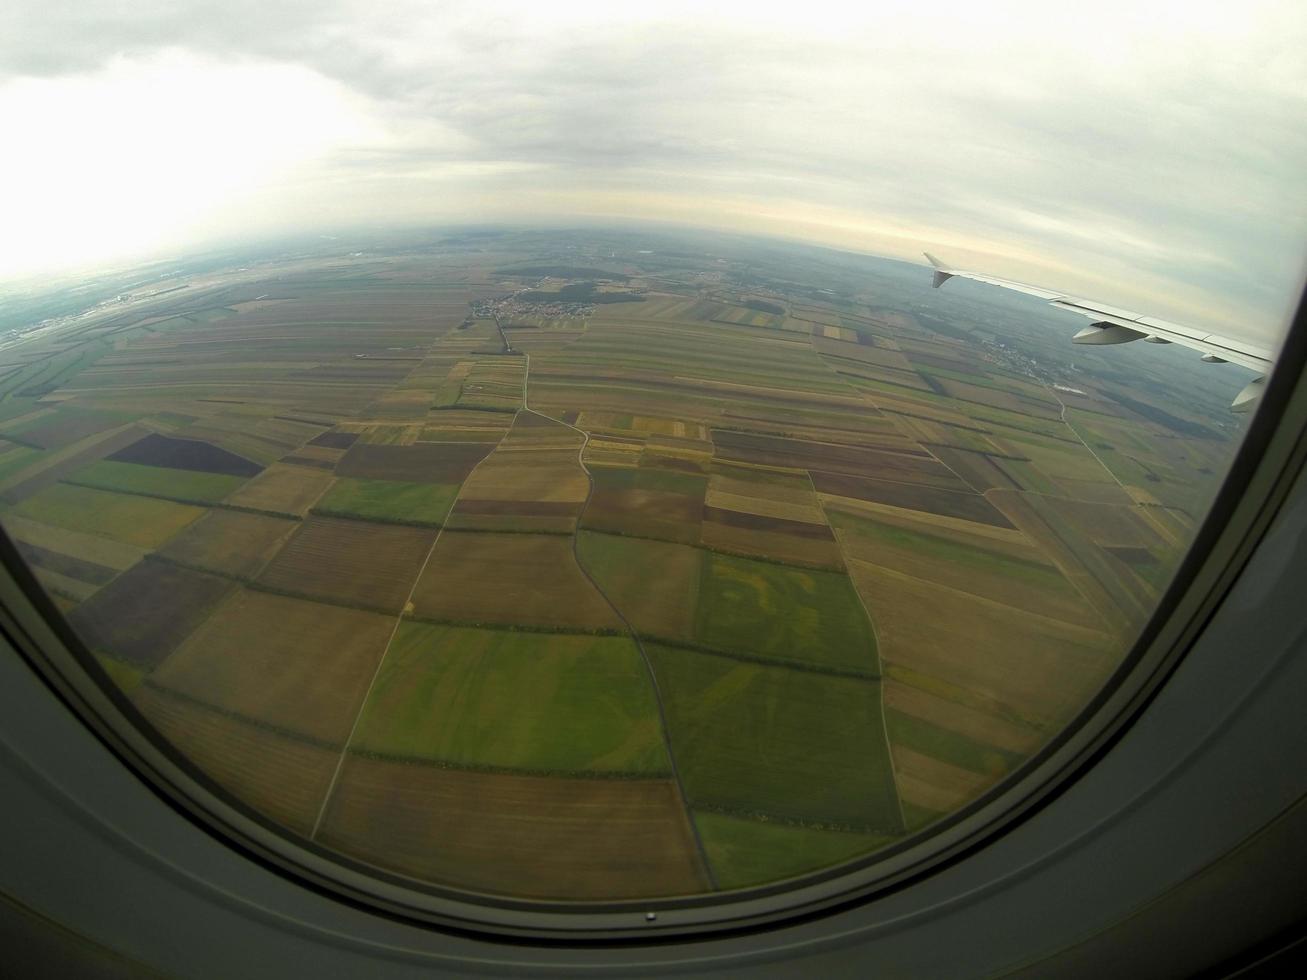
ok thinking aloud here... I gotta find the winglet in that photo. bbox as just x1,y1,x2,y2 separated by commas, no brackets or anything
924,252,954,289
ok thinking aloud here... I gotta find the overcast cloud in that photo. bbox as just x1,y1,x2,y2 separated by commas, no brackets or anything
2,1,1304,341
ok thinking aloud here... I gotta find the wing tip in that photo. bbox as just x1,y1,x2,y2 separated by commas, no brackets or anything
925,252,954,288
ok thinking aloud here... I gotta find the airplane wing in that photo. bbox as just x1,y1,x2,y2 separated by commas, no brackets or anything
924,253,1274,411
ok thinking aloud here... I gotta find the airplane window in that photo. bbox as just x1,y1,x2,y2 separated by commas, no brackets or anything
1,2,1303,923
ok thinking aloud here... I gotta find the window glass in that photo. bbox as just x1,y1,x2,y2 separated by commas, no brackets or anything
1,2,1302,903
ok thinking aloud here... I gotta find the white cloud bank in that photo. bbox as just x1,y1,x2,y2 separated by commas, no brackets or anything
1,0,1305,341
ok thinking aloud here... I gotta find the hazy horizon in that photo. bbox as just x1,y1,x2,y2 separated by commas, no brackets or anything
4,1,1306,342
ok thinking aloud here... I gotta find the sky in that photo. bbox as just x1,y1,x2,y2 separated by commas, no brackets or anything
2,1,1305,342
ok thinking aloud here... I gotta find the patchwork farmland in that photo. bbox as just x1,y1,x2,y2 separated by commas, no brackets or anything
0,234,1246,899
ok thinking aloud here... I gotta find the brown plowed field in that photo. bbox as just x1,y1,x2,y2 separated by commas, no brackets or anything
412,532,621,631
810,471,1014,528
13,410,128,450
575,531,702,642
109,433,263,477
928,447,1023,493
69,558,234,667
157,510,298,578
449,499,582,517
699,522,845,570
317,757,708,898
702,505,834,539
456,449,589,502
150,589,393,743
712,429,967,489
134,687,338,837
257,516,436,611
337,442,495,484
849,560,1114,728
224,464,335,516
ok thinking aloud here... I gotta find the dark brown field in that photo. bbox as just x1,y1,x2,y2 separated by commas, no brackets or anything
699,522,846,570
150,589,394,743
336,442,495,484
134,686,339,837
810,471,1015,528
411,531,621,631
712,429,967,488
12,409,127,450
109,433,264,476
702,505,834,539
309,430,359,449
69,558,234,666
13,539,118,585
257,516,436,611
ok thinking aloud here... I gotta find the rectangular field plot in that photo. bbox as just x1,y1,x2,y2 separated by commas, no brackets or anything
352,623,668,775
650,645,902,829
1,513,145,573
314,477,460,527
694,811,891,890
156,510,297,579
134,687,338,838
2,406,131,450
12,483,205,549
67,459,249,504
811,470,1014,528
851,561,1116,733
454,447,589,502
695,551,878,675
68,559,234,667
336,441,495,484
18,533,119,588
705,469,826,524
827,504,1099,629
580,465,706,544
410,532,621,632
318,759,707,899
257,517,436,612
150,589,394,744
576,531,702,643
711,429,967,490
224,463,335,516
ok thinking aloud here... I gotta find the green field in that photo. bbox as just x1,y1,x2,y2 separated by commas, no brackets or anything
68,460,248,503
13,483,205,548
352,622,671,775
827,506,1069,592
576,530,703,641
695,810,892,889
315,477,461,526
649,643,902,828
884,708,1024,778
695,551,878,674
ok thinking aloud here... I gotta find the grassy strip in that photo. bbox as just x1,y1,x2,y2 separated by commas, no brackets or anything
243,579,398,617
346,748,671,782
403,613,626,638
308,506,443,530
442,523,574,537
694,802,893,836
139,681,342,750
638,632,877,681
60,479,295,521
578,522,845,572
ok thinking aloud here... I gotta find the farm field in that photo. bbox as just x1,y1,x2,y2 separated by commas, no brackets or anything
350,623,669,775
0,233,1248,901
